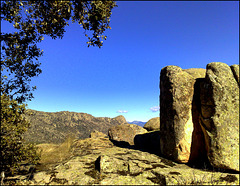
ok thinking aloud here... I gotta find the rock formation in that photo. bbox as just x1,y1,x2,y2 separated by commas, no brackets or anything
143,117,160,131
160,62,239,172
108,124,147,146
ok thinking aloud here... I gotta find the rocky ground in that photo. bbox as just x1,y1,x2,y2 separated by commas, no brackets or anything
4,134,239,185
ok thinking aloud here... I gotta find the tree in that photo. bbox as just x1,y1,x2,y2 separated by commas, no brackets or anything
1,0,117,103
0,0,117,176
1,94,40,175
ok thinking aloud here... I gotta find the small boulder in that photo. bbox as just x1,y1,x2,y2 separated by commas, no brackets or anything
108,124,147,146
143,117,160,131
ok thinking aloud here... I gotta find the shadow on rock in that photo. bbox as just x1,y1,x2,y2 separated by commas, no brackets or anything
109,139,132,148
134,131,161,156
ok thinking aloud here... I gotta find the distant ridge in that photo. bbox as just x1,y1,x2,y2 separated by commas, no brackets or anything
23,109,128,144
128,121,146,127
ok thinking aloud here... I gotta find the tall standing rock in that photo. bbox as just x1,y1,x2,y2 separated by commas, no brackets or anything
160,66,196,163
200,62,239,171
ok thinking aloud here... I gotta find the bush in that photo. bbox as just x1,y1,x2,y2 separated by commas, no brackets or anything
0,94,40,175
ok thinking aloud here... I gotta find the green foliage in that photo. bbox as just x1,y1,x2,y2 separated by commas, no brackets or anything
1,0,117,103
0,94,40,175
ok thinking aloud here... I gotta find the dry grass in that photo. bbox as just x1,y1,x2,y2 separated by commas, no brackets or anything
37,134,76,165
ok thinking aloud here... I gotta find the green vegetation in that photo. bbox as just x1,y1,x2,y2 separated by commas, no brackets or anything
0,94,40,175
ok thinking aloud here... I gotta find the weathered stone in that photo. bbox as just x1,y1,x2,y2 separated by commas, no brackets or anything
230,64,239,86
143,117,160,131
160,66,198,163
95,155,129,174
183,68,206,78
108,124,147,146
200,62,239,171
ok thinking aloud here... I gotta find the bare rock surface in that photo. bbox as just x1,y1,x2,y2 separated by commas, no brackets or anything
143,117,160,131
108,124,147,146
200,62,239,171
160,66,205,163
7,136,239,185
23,109,128,144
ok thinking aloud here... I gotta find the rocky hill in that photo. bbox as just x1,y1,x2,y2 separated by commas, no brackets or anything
23,109,128,144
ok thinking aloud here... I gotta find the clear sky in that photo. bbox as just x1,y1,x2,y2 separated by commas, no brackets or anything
2,1,239,122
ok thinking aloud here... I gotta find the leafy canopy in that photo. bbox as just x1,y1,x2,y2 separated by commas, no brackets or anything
1,0,117,103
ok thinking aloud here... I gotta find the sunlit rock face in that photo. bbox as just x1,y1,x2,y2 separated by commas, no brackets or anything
159,66,205,163
200,62,239,171
159,62,239,172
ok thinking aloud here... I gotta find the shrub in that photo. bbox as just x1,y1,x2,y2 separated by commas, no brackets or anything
0,94,40,175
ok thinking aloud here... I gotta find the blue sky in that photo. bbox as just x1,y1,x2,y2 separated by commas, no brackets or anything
2,1,239,122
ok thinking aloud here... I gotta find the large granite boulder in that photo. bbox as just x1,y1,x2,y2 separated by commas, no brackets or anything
160,66,205,163
200,62,239,171
108,124,147,146
143,117,160,131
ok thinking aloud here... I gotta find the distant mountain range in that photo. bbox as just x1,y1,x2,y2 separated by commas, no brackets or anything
128,121,146,127
23,109,128,144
